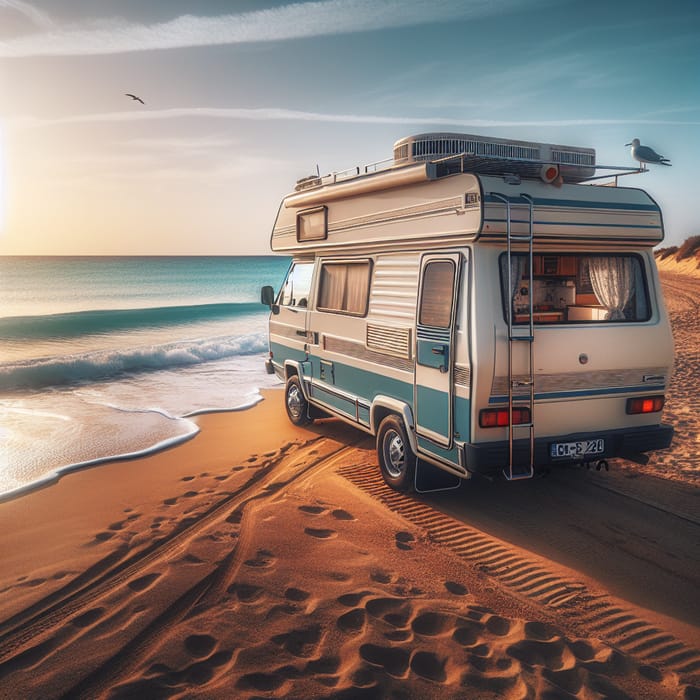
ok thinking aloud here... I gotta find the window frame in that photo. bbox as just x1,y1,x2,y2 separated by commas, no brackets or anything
296,206,328,243
418,259,457,329
316,258,372,317
277,260,314,309
498,252,651,325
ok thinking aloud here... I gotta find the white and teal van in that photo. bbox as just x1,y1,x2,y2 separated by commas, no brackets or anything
261,133,674,492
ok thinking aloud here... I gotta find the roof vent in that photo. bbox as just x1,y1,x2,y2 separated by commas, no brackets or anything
393,132,595,182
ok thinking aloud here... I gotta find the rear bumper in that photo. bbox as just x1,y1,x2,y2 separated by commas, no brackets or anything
464,424,674,475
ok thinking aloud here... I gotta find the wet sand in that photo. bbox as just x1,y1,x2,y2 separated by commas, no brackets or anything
0,270,698,699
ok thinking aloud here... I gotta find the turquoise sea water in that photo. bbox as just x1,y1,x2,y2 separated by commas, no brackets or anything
0,256,290,498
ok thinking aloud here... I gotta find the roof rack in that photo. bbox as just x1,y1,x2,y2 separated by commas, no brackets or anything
293,133,642,192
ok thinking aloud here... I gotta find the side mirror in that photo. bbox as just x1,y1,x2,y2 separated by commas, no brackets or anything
260,285,275,307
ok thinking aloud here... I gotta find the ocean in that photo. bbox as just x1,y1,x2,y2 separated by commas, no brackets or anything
0,256,290,499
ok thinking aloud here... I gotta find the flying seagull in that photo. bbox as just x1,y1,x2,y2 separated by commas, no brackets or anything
625,138,671,167
125,93,145,104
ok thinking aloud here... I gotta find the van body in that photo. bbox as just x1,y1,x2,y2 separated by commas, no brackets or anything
262,133,674,491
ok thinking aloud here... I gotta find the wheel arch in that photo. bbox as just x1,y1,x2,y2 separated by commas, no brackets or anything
370,396,418,455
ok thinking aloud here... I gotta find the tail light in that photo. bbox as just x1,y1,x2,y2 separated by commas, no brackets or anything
626,395,664,415
480,407,531,428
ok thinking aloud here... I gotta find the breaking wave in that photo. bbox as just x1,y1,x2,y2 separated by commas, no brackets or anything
0,302,263,339
0,333,268,390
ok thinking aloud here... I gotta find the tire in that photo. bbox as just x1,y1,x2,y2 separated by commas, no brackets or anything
284,376,313,426
377,415,416,493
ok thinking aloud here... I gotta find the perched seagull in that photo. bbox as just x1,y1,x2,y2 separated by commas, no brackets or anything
125,93,145,104
625,138,671,167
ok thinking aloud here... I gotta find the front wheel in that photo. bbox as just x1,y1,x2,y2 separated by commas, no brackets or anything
377,415,416,493
285,376,313,426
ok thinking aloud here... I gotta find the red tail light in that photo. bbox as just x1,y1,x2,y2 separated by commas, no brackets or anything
479,407,531,428
626,395,664,415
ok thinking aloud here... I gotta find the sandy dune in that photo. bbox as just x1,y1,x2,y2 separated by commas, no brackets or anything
0,271,698,699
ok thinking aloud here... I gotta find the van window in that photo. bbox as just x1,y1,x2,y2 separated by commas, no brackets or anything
419,260,455,328
500,253,650,324
318,261,371,316
279,262,313,308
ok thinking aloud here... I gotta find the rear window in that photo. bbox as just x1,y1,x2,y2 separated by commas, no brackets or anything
500,253,650,324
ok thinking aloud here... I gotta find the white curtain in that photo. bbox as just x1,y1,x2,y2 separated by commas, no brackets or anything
584,257,633,320
319,262,369,314
501,255,526,322
345,263,369,314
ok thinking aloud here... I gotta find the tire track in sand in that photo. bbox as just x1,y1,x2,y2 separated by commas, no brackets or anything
338,463,700,682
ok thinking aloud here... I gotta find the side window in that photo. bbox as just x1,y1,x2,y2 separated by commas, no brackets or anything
318,261,371,316
279,262,313,308
419,260,455,328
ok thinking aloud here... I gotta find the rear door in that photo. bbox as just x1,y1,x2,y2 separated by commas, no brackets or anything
414,253,461,447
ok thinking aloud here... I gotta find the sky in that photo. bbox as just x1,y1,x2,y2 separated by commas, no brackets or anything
0,0,698,255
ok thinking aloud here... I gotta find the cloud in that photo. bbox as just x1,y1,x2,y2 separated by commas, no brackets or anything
0,0,53,30
0,0,550,57
11,106,700,130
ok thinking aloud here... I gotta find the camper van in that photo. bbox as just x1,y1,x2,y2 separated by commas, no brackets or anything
261,133,674,491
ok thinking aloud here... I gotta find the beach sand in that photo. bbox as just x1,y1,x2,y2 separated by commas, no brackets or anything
0,271,698,700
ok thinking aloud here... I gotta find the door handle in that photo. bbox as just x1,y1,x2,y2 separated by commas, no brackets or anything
431,345,447,355
296,330,307,337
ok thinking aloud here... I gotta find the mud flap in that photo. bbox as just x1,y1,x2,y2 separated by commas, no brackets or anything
414,459,461,493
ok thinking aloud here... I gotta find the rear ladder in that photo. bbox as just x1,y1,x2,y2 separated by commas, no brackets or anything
491,192,536,480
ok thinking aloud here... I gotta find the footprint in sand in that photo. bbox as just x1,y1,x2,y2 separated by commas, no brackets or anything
285,587,310,602
337,591,372,607
412,611,453,636
485,615,512,636
507,636,567,670
128,573,161,592
445,580,469,596
71,607,105,628
227,582,265,603
184,634,217,658
299,505,326,515
163,497,178,506
236,671,286,692
370,570,394,584
331,509,355,521
271,624,323,658
181,475,195,482
452,623,482,647
108,521,125,531
93,531,114,542
365,598,413,628
337,608,366,634
359,643,410,677
243,549,276,568
395,531,414,550
410,650,447,683
304,527,337,539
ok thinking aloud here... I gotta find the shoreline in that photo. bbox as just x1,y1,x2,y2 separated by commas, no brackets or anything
0,394,270,505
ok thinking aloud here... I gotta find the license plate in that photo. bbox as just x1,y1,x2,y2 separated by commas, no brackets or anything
550,439,605,459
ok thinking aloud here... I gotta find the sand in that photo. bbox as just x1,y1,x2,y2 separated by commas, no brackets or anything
0,271,698,700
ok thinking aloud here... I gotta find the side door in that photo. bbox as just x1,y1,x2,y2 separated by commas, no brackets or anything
269,261,313,369
414,253,461,448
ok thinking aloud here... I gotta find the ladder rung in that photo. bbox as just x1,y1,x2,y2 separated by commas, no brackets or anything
510,335,534,342
509,235,533,241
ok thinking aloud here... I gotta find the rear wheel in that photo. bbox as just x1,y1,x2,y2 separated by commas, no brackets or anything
377,415,416,492
285,376,313,426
